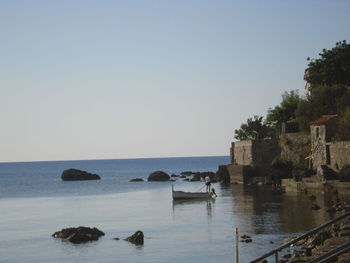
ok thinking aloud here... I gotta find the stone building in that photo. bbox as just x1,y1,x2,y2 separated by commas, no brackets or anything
310,114,350,176
228,139,280,183
310,115,338,169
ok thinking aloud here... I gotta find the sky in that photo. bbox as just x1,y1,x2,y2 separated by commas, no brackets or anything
1,0,349,162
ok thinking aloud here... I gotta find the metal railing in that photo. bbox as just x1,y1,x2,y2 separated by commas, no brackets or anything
250,211,350,263
307,240,350,263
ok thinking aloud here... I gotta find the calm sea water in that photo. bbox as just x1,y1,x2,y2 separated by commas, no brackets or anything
0,156,333,263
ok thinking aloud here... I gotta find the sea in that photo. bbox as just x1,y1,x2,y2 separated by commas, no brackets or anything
0,156,333,263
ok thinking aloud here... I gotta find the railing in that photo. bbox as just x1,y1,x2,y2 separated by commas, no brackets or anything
250,211,350,263
307,240,350,263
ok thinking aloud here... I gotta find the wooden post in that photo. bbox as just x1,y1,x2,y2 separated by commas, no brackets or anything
235,228,239,263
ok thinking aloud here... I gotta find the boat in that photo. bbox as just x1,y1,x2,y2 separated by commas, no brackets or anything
172,186,217,200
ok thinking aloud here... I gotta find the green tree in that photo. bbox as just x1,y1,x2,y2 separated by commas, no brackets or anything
234,115,274,141
297,40,350,132
305,40,350,88
267,90,302,126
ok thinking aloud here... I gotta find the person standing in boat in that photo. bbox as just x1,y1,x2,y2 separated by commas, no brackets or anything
205,175,211,192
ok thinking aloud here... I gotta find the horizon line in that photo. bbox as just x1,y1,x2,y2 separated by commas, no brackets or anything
0,155,230,164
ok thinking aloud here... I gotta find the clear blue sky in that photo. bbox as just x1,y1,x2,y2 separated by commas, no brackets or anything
1,0,349,162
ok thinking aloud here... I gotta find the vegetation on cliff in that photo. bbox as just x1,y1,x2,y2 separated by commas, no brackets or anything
235,40,350,140
234,115,274,140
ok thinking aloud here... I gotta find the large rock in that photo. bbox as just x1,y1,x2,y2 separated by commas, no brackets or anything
124,231,144,245
52,226,105,244
147,171,170,181
61,169,101,181
216,165,230,183
180,171,195,176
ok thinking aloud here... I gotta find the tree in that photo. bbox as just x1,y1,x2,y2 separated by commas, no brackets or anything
267,90,302,126
305,40,350,88
234,115,274,141
297,40,350,132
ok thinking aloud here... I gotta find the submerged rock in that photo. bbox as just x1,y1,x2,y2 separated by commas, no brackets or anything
52,226,105,244
129,178,144,182
240,234,253,243
148,171,170,181
61,169,101,181
124,231,144,245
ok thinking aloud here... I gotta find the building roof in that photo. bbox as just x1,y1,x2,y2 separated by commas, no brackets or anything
310,114,338,125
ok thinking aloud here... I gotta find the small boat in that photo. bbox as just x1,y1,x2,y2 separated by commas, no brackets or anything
172,186,217,200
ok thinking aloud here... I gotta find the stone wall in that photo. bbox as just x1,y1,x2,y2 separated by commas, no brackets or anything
230,139,280,177
279,133,310,169
330,141,350,171
226,164,255,184
232,140,253,165
251,140,280,176
310,117,338,170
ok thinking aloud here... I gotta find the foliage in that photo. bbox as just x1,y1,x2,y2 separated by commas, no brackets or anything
234,40,350,140
267,90,302,126
296,40,350,132
234,115,274,141
335,107,350,140
305,40,350,88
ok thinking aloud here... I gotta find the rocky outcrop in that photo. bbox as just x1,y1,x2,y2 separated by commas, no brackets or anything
180,171,195,176
52,226,105,244
61,169,101,181
216,165,230,183
279,133,310,169
282,206,350,263
147,171,170,181
189,172,217,182
124,231,144,245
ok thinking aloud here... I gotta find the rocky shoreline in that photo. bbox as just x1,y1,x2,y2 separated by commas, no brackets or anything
264,200,350,263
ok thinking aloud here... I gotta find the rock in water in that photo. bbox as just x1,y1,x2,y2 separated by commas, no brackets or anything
52,226,105,244
129,178,144,182
61,169,101,181
147,171,170,181
124,231,144,245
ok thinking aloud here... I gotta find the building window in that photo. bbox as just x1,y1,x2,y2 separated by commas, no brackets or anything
316,127,319,138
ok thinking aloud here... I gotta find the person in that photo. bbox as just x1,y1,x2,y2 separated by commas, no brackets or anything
205,175,211,192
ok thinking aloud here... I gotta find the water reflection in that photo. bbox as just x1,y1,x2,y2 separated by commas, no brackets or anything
172,198,215,217
229,184,335,235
